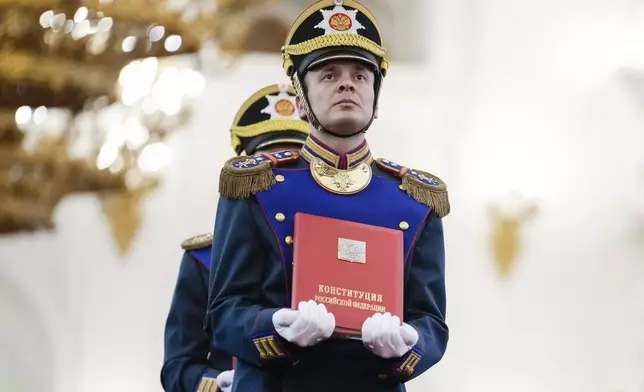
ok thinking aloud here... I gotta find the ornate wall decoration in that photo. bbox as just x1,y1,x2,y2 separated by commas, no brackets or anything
487,192,539,278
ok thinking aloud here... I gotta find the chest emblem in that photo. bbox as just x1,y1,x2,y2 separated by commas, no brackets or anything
310,158,372,195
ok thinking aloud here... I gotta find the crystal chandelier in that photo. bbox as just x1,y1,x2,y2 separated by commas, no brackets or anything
0,0,286,252
0,0,209,248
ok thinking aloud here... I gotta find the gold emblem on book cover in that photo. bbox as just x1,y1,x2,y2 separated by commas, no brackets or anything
310,158,372,195
338,238,367,264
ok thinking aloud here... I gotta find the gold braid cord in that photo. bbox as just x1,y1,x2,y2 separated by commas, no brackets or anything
283,33,386,57
231,119,310,154
282,33,388,76
231,119,310,139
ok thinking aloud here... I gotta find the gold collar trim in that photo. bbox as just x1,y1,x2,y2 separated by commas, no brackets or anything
300,136,372,169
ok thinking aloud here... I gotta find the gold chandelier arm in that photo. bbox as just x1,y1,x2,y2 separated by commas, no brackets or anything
0,50,117,95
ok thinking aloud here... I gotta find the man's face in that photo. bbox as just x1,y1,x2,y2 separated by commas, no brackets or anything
300,59,376,135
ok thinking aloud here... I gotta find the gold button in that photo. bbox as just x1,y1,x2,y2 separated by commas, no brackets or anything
285,236,293,245
399,221,409,231
275,174,285,182
398,184,405,191
275,213,285,222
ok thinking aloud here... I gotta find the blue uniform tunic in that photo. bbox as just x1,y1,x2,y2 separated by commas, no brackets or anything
206,136,449,392
162,235,233,392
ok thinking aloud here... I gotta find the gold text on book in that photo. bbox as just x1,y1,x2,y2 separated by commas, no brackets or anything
317,284,383,303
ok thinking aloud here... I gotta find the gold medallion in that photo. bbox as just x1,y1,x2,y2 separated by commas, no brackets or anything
310,158,371,195
329,13,352,31
274,99,295,116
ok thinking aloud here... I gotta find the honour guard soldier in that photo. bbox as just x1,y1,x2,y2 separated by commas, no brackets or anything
161,84,311,392
206,1,450,391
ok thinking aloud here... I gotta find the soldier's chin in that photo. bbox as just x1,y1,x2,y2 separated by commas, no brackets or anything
323,116,368,136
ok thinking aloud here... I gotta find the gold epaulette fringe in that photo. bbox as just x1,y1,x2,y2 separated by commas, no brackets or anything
401,170,450,218
376,158,450,218
219,158,274,199
219,151,299,199
181,233,213,250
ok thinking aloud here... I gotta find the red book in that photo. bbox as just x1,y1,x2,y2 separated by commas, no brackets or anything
292,212,404,337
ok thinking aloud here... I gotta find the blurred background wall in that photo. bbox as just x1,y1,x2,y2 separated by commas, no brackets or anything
1,0,643,391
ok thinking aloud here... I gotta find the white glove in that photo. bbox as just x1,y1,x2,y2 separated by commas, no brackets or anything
272,300,335,347
216,370,234,392
361,312,419,358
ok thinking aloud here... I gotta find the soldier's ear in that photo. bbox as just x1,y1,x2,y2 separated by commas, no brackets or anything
296,96,305,116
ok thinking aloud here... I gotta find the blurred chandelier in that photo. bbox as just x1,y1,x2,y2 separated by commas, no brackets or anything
0,0,275,254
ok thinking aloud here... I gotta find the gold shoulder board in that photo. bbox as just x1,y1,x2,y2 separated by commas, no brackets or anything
181,233,213,251
376,158,450,218
219,150,299,199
